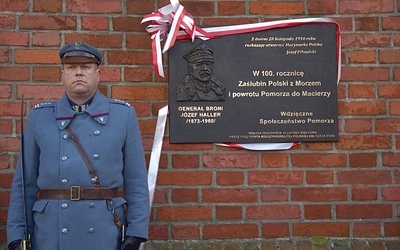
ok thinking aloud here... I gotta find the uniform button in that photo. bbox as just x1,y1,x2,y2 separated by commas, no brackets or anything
63,134,69,140
94,130,101,135
61,179,68,184
88,228,94,233
61,203,68,209
61,156,68,161
62,228,68,234
93,154,99,160
89,203,95,208
91,178,97,184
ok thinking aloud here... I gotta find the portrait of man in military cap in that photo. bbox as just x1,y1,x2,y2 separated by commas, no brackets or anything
177,43,226,101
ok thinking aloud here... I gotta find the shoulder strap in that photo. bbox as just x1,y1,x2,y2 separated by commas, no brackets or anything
66,126,100,187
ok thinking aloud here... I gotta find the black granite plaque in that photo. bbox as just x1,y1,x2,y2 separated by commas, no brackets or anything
169,23,339,143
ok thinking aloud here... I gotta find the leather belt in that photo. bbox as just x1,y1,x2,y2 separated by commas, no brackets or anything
38,187,119,201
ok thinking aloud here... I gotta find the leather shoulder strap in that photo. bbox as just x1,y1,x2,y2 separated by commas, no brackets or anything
66,126,101,186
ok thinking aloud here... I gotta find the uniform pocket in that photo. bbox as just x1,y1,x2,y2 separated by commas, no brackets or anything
32,200,49,213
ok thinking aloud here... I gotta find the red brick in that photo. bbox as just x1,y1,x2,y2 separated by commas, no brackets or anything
171,189,198,203
0,32,29,46
0,84,11,98
138,119,156,135
0,137,20,152
108,51,152,65
66,0,122,13
379,84,400,98
304,142,334,150
157,171,212,186
0,120,12,134
99,67,121,82
0,49,9,63
337,170,391,185
124,67,153,82
337,204,392,219
148,225,168,240
15,49,59,64
260,188,288,202
341,34,391,48
344,119,372,133
203,188,257,203
203,154,257,168
380,50,400,64
261,153,288,168
247,205,301,220
0,102,22,116
216,172,244,186
382,153,400,167
19,15,76,30
349,50,376,63
348,84,376,98
203,17,259,26
250,1,304,15
126,0,155,15
218,1,245,15
389,101,400,115
156,206,212,221
126,34,152,49
33,0,61,12
382,16,400,30
353,222,381,237
216,206,242,220
262,223,289,238
171,224,200,239
349,153,377,168
341,67,390,81
355,17,379,31
112,86,167,101
306,171,334,184
113,17,147,32
292,187,347,202
382,187,400,201
248,171,303,185
352,187,377,201
18,85,64,100
0,191,11,206
0,173,13,188
339,0,393,13
65,34,122,49
183,1,214,16
0,14,15,28
336,135,392,150
339,100,388,115
385,222,400,237
203,224,258,239
32,33,61,47
292,153,346,167
81,17,109,31
33,67,61,81
293,222,349,237
0,154,11,170
0,0,28,11
304,205,331,219
376,119,400,133
308,0,335,14
172,155,199,169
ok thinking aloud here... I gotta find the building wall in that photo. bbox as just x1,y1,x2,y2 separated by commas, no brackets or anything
0,0,400,249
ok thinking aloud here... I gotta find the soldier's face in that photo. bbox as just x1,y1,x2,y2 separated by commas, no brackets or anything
61,62,100,102
190,60,213,82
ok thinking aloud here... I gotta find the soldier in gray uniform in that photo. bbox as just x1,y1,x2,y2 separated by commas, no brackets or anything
7,42,150,250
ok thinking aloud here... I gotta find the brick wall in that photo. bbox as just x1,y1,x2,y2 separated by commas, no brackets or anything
1,0,400,249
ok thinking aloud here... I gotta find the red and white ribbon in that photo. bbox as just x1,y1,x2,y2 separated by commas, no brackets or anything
141,0,212,77
142,0,341,82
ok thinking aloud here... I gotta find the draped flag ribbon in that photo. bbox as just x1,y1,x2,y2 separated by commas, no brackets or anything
141,0,341,82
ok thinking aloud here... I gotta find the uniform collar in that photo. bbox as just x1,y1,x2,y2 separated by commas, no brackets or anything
55,90,110,130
